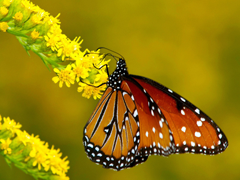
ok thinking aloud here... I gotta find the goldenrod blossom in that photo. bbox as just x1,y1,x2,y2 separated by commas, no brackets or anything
13,11,23,21
3,0,13,7
3,116,22,133
0,22,8,32
0,6,8,16
0,138,12,154
0,115,70,180
72,60,90,82
31,29,40,39
52,65,75,87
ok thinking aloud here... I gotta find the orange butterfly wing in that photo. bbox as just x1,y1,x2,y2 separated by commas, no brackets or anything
83,82,147,170
129,75,228,155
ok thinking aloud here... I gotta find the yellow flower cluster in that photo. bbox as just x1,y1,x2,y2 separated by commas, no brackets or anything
0,115,69,180
0,0,110,99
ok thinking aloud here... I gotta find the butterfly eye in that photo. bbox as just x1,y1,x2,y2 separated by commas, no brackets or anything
83,58,228,171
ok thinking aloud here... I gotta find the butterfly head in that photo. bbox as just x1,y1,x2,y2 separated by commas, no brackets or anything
107,58,128,91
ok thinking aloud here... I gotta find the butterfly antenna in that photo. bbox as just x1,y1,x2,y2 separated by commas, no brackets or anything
96,47,125,60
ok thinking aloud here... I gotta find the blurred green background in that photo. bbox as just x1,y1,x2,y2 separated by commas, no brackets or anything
0,0,239,179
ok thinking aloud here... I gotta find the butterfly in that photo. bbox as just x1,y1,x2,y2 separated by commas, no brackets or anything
83,56,228,171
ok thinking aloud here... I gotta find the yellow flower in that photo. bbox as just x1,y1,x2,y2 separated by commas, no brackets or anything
16,130,31,146
82,86,95,99
0,22,9,32
44,146,67,175
92,85,106,100
0,138,12,155
31,11,47,24
31,29,40,40
45,33,61,51
0,6,8,16
46,13,61,26
3,117,22,133
21,0,33,10
57,36,83,61
32,151,47,170
52,65,75,87
13,12,23,22
48,24,62,36
72,61,90,82
3,0,13,7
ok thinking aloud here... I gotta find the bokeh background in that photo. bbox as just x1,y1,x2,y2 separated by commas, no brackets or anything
0,0,239,179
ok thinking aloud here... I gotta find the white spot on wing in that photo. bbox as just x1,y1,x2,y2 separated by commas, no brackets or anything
180,97,186,102
181,110,185,115
195,108,200,114
191,141,195,147
159,120,163,128
133,109,138,117
195,131,201,137
146,131,149,137
159,132,163,139
152,127,155,133
131,95,135,101
151,110,154,116
197,120,202,127
122,92,128,96
181,126,186,133
87,144,93,148
168,89,173,93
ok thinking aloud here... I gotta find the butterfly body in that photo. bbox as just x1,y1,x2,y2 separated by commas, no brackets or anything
83,59,228,171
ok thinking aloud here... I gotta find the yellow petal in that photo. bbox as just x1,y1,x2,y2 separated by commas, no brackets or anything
53,68,60,73
52,76,59,83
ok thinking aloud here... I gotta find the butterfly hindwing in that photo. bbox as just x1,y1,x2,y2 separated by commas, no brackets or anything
124,77,176,157
130,75,228,155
